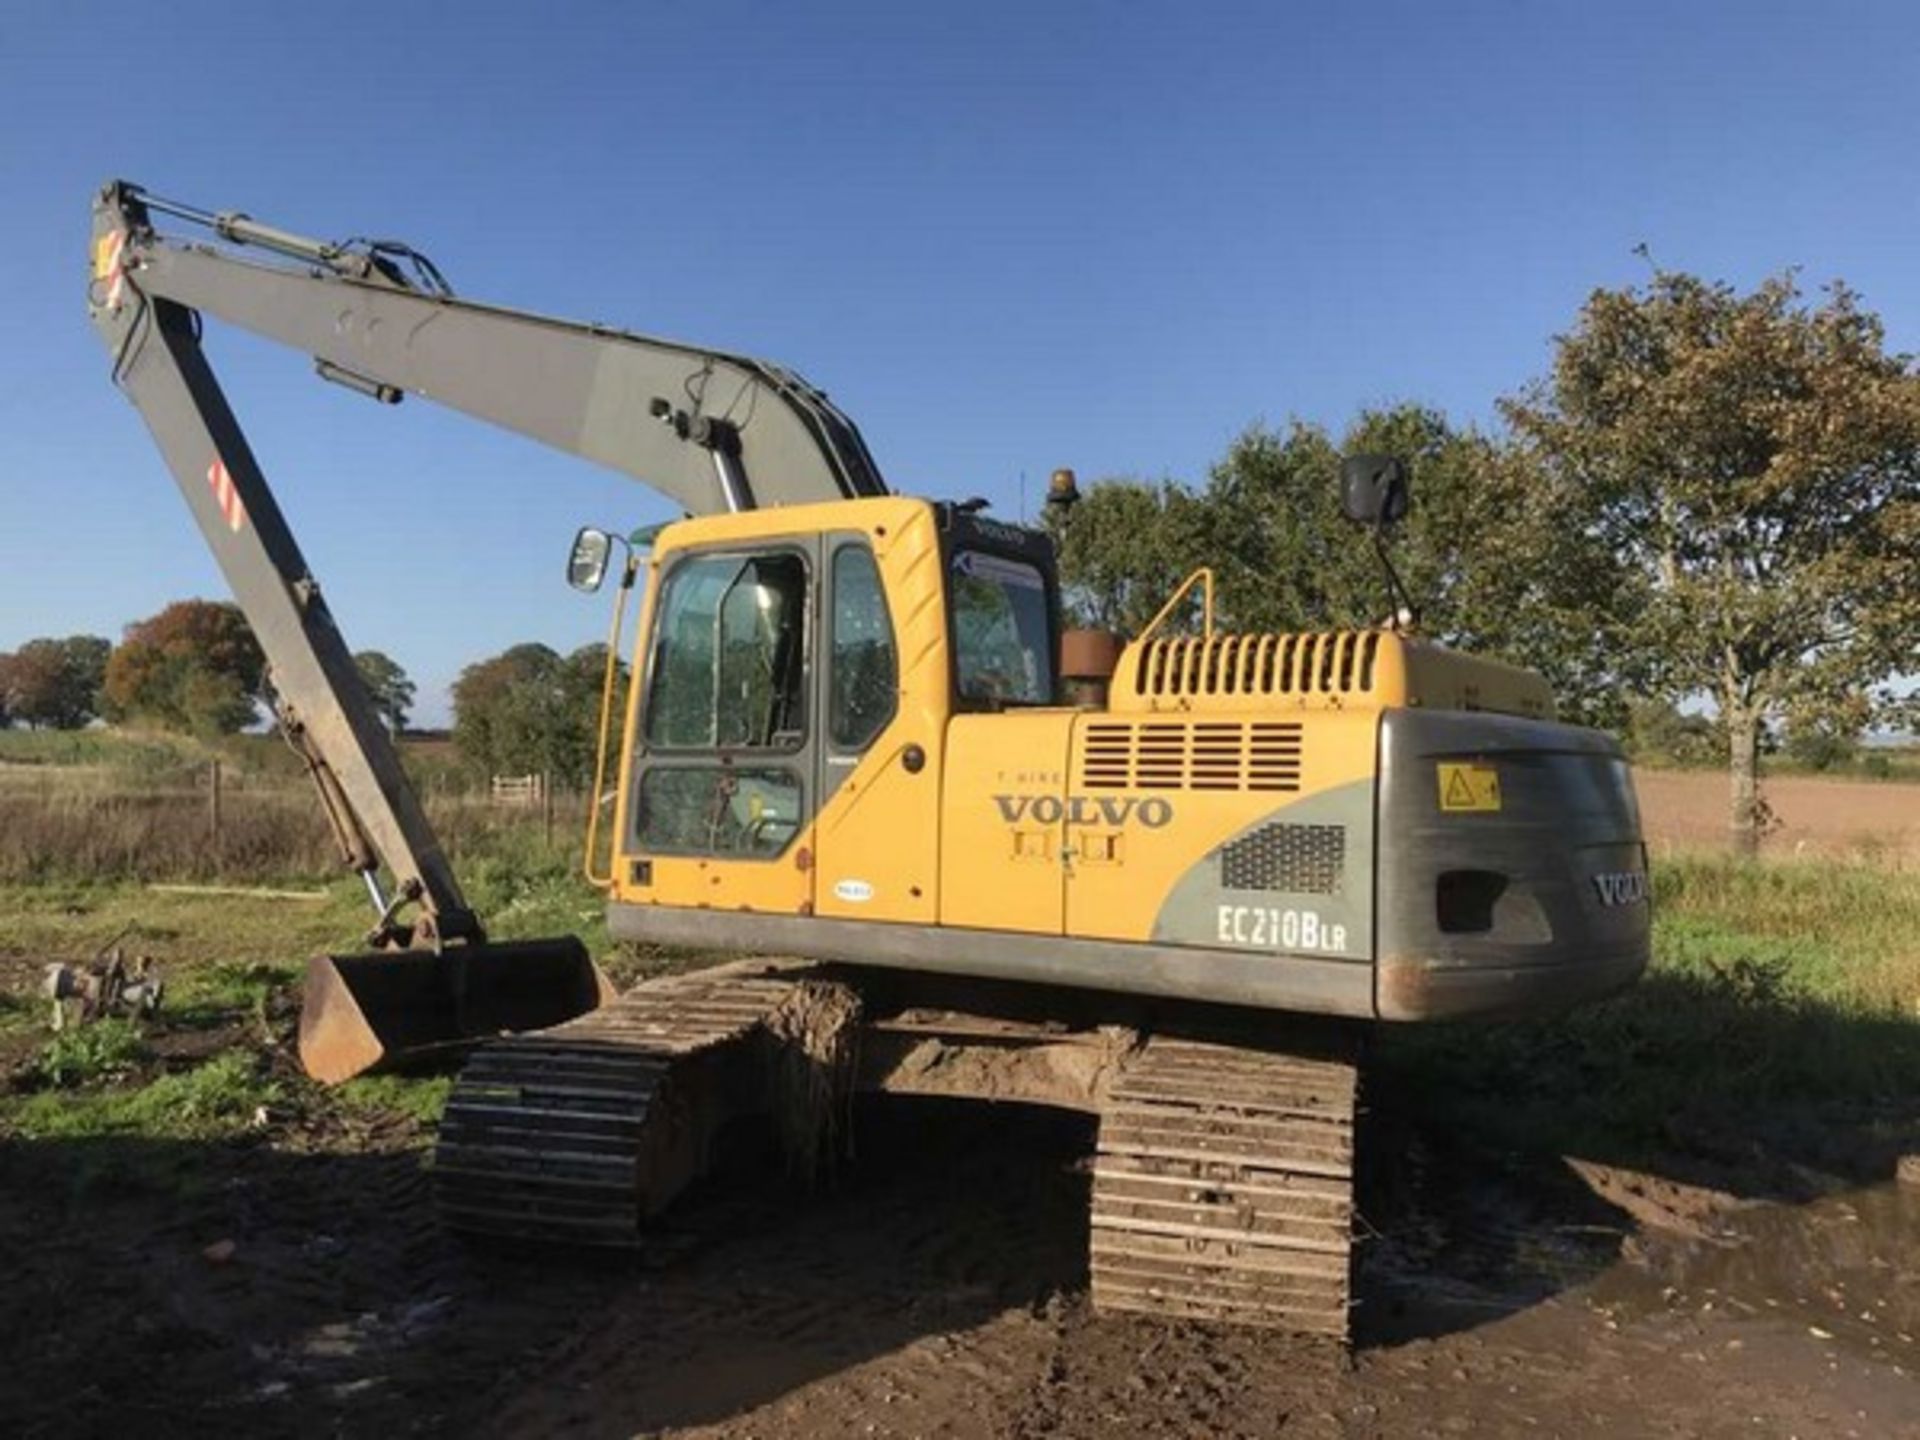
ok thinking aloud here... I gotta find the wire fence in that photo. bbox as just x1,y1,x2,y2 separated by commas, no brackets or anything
0,760,590,885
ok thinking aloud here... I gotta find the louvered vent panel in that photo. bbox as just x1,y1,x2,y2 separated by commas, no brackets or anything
1082,725,1132,789
1078,721,1303,791
1136,723,1186,789
1128,631,1382,700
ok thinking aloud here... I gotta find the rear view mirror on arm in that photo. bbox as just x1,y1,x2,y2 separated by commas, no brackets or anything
567,526,614,592
1340,455,1411,530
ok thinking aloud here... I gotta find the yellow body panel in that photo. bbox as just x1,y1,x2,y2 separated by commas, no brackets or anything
610,496,949,919
636,848,814,914
939,712,1075,933
1063,708,1380,943
603,506,1552,958
1110,631,1553,720
811,502,950,924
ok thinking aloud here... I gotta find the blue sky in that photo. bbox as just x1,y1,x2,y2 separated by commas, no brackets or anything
3,2,1917,723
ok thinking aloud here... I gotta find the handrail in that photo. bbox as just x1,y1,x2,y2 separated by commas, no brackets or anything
1135,566,1216,646
583,555,640,887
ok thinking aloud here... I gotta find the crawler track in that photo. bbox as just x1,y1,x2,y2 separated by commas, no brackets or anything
1090,1035,1359,1337
433,964,815,1245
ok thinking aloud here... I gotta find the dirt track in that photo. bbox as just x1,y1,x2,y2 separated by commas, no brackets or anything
7,1088,1918,1438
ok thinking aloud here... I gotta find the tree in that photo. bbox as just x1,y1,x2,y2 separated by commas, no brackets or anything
451,642,623,787
1624,698,1722,768
102,600,267,736
1048,478,1214,634
1503,270,1920,853
353,650,416,735
1052,405,1634,728
0,635,110,729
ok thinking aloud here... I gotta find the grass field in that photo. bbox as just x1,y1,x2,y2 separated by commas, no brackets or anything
4,833,1918,1173
2,731,1917,1183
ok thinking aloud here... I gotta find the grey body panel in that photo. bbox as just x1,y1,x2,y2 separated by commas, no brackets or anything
1151,780,1375,963
126,233,886,514
1373,709,1650,1020
608,905,1376,1018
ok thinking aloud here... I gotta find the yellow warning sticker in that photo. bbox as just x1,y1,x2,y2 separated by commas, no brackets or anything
1438,762,1501,813
91,231,121,281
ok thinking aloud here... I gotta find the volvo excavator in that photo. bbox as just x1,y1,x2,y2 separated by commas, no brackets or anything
86,180,1650,1339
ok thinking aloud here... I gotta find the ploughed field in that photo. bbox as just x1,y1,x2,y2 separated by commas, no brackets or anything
1636,767,1920,858
2,765,1919,1435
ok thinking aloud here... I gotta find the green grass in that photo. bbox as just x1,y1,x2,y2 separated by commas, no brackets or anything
8,1049,279,1141
0,881,369,965
0,728,201,774
0,991,38,1035
454,826,613,956
5,843,1917,1178
335,1073,455,1126
168,959,296,1030
32,1018,149,1087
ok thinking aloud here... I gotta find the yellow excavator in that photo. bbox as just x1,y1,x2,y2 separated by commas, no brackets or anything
87,180,1649,1338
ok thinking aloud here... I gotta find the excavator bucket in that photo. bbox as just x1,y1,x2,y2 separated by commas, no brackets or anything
298,938,614,1084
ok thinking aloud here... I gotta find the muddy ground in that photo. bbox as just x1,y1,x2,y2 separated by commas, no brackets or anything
6,1059,1918,1438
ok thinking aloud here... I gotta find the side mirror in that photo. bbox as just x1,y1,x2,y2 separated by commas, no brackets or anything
1340,455,1411,529
567,527,614,593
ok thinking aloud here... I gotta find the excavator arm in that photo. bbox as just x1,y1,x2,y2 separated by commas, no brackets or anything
84,179,889,1076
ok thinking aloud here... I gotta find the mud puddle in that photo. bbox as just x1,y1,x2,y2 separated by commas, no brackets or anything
1593,1177,1920,1366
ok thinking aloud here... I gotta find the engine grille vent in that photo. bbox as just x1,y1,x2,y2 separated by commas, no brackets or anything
1080,721,1303,792
1130,632,1383,701
1220,822,1346,894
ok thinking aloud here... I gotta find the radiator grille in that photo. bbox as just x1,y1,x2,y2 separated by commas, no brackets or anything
1080,721,1303,792
1129,632,1383,701
1220,822,1346,894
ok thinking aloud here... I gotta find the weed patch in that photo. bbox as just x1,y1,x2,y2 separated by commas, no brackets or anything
5,1049,278,1142
170,959,296,1030
31,1019,149,1087
335,1073,454,1127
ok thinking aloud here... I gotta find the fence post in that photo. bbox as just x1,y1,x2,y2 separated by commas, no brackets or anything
208,758,223,861
542,770,555,849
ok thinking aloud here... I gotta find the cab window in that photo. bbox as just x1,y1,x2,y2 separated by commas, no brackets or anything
644,551,808,750
829,545,897,749
950,550,1053,705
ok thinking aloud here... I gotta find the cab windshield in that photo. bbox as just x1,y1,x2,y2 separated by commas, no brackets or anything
950,549,1053,705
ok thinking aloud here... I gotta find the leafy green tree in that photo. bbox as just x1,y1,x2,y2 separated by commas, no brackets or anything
1625,698,1722,768
1047,478,1214,634
353,650,416,735
102,601,266,736
1503,271,1920,853
1781,694,1869,773
0,635,110,729
1053,405,1635,728
451,642,624,787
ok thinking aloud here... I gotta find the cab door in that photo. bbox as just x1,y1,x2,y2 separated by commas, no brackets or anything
809,534,940,923
624,538,818,915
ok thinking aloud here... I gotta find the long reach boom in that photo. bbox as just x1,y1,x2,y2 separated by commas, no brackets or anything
86,179,884,967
